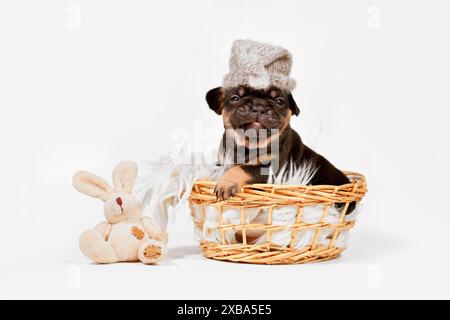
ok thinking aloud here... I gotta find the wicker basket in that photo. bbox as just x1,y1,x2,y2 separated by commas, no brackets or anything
189,171,367,265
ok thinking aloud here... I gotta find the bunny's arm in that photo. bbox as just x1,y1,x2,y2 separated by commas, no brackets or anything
141,216,168,244
94,222,112,241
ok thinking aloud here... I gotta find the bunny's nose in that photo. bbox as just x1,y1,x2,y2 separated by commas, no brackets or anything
116,197,122,206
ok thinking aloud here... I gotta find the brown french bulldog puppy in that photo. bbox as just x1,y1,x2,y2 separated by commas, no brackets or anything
206,85,354,212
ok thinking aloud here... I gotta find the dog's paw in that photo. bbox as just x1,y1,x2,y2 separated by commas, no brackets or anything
214,179,240,201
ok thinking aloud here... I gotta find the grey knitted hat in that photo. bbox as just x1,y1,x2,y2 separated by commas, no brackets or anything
223,39,296,92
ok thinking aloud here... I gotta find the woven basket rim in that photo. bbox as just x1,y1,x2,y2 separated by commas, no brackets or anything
193,171,365,189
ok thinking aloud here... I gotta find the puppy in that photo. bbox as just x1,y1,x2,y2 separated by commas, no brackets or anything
206,85,354,212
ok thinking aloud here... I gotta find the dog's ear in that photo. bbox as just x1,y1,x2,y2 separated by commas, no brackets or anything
288,93,300,116
206,87,225,115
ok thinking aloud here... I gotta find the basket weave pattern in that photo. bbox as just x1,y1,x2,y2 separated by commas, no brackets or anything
189,172,367,264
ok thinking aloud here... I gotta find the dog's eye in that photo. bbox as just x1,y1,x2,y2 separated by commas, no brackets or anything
230,95,240,102
275,97,285,106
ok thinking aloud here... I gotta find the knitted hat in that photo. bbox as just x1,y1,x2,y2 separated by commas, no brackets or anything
223,39,296,92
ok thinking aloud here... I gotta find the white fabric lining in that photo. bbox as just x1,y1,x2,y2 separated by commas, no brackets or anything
134,145,361,249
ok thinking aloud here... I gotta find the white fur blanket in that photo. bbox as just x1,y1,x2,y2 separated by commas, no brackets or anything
134,145,360,249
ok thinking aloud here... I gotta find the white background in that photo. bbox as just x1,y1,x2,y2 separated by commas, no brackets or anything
1,0,449,299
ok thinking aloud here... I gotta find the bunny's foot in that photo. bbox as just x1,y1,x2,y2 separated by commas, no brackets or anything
138,239,167,264
79,229,118,264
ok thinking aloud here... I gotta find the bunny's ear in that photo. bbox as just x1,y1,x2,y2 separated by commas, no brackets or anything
73,171,113,201
112,161,138,193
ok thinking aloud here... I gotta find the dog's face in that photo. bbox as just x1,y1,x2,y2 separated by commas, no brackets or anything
206,86,299,139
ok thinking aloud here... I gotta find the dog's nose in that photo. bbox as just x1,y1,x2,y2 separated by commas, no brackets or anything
116,197,122,206
250,103,269,115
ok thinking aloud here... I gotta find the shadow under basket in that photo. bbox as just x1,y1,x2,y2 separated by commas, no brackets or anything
189,171,367,265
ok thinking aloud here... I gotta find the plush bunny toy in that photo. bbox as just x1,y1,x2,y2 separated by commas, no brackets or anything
73,161,168,264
